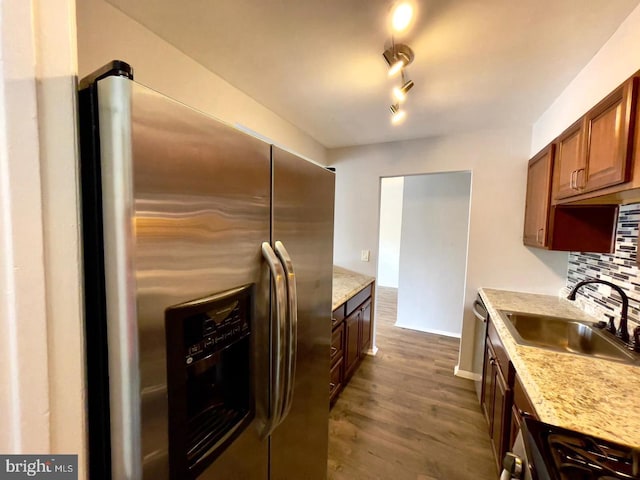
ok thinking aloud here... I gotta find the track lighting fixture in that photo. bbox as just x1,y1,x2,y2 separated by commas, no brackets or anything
383,2,417,124
393,79,414,103
390,104,406,124
382,43,414,77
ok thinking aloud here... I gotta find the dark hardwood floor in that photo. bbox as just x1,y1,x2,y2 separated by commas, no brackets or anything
327,286,496,480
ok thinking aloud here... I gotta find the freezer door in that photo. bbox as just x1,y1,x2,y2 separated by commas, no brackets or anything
270,147,335,480
93,76,272,479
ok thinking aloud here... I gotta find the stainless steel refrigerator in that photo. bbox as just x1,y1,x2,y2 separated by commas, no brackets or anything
78,61,335,480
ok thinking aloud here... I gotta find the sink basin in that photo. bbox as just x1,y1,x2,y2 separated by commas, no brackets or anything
498,311,638,363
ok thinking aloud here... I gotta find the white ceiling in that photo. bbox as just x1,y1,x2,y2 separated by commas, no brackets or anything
106,0,640,148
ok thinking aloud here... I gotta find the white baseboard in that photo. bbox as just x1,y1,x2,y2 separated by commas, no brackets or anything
394,322,461,338
454,365,481,381
366,345,378,356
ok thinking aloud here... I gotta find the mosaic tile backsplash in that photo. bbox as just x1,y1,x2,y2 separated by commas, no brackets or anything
567,203,640,331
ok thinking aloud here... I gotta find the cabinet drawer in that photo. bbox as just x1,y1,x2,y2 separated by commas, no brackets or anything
331,322,344,366
332,304,345,328
346,284,372,316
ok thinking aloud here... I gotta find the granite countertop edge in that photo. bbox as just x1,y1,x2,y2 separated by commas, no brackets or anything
479,287,640,448
332,266,375,310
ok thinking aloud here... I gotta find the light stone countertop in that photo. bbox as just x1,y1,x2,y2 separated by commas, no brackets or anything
479,288,640,448
332,266,375,310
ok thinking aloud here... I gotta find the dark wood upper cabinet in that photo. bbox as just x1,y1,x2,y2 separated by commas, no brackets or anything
524,143,618,253
522,72,640,253
582,77,637,193
552,76,638,202
553,120,585,200
523,144,554,247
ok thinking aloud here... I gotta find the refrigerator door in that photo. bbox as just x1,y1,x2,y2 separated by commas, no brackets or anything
94,76,272,479
270,146,335,480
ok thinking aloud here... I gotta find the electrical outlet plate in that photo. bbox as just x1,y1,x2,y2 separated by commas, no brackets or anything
360,249,370,262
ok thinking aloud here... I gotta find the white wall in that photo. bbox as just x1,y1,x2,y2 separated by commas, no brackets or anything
377,177,404,287
0,0,52,455
0,1,86,475
396,172,471,337
532,2,640,154
76,0,327,165
330,128,569,373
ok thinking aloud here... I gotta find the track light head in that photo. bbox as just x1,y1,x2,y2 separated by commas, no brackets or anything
389,104,406,124
382,43,414,76
393,79,414,102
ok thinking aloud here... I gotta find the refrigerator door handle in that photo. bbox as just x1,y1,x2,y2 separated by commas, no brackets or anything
274,241,298,422
261,242,288,439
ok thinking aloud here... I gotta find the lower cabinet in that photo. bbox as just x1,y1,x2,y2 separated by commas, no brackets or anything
360,299,372,356
330,282,375,407
344,308,361,380
329,358,343,405
481,317,539,468
481,330,511,468
329,319,345,405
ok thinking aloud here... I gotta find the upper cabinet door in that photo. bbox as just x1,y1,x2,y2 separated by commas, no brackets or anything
583,77,638,193
523,144,554,247
553,119,585,200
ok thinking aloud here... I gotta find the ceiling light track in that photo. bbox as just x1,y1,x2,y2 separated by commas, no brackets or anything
382,43,415,77
383,2,416,125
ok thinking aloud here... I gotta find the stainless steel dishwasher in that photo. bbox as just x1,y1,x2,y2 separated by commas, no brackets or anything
472,293,489,399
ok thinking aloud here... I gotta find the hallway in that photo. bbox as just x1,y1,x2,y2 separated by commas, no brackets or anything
327,287,496,479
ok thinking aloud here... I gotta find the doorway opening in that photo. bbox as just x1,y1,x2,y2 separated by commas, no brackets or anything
376,171,472,342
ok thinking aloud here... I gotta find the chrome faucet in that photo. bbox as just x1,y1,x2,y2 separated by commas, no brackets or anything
567,279,630,343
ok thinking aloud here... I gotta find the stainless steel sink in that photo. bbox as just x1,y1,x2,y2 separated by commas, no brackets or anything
498,311,639,364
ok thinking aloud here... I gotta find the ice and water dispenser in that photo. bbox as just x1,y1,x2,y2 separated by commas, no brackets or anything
165,284,254,479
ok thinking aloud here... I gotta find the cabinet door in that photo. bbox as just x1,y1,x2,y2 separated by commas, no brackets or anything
480,340,495,429
331,322,344,367
329,357,343,406
492,366,509,468
523,145,554,247
583,77,637,193
553,119,585,200
344,310,361,379
359,299,372,357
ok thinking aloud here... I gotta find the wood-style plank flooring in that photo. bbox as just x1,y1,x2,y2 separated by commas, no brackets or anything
327,287,496,480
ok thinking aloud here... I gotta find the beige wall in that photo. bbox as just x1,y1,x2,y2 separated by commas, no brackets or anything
329,128,569,374
531,2,640,154
76,0,328,165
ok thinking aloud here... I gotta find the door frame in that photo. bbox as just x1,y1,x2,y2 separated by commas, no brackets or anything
0,0,86,474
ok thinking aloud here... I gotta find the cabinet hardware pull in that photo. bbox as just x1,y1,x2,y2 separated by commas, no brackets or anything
330,346,338,355
536,228,544,244
576,168,585,189
570,170,577,189
331,317,337,324
329,382,336,389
